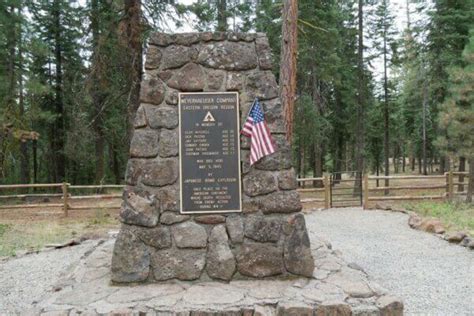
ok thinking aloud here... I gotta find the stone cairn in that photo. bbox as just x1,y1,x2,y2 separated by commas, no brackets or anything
111,32,315,283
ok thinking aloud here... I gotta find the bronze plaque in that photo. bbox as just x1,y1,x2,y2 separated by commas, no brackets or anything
179,92,242,214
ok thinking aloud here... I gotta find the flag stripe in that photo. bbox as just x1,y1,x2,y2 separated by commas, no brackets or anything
240,99,276,165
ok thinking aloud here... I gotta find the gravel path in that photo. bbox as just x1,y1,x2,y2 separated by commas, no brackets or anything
306,208,474,316
0,240,101,314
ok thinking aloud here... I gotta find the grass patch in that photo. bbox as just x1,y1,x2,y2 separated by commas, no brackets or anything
404,201,474,235
0,209,118,257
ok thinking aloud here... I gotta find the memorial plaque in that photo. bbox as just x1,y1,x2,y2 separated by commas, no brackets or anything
179,92,242,214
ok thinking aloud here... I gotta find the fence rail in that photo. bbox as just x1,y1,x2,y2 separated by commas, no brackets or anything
0,183,124,216
0,171,470,214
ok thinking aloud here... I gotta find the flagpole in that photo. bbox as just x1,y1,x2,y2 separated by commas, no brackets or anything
244,98,258,121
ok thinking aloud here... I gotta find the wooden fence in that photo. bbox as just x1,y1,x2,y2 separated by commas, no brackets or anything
0,183,124,216
0,171,470,215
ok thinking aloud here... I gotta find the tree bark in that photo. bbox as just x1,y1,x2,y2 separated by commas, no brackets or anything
280,0,298,143
120,0,143,152
383,10,390,193
467,157,473,203
354,0,365,195
91,0,106,184
53,0,66,182
458,156,465,192
216,0,227,31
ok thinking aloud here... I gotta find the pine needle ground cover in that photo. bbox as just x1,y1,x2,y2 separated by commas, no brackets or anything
405,201,474,236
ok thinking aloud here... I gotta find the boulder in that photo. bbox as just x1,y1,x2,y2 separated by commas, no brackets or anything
111,225,150,283
255,37,273,70
244,215,281,242
141,159,178,187
160,45,197,70
133,105,147,128
207,225,236,281
144,45,162,69
243,170,277,197
236,243,284,277
133,225,171,249
446,231,467,243
196,41,257,70
160,212,190,225
206,69,226,91
283,214,314,277
226,215,244,244
376,295,404,316
277,169,298,190
151,248,206,281
259,190,302,214
245,71,279,100
158,128,179,157
140,76,165,105
120,191,159,227
171,222,208,248
144,104,178,129
167,63,205,91
129,129,159,158
460,236,474,249
195,215,226,224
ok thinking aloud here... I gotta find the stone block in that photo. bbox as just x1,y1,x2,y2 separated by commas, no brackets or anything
158,128,179,157
254,135,293,171
195,215,226,224
160,45,197,70
151,248,206,281
145,45,162,69
129,129,159,158
245,71,279,100
134,225,171,249
243,170,277,197
120,191,159,227
144,104,178,129
255,37,273,70
236,243,284,277
259,190,302,214
376,296,404,316
206,69,226,91
161,212,190,225
134,105,147,128
226,215,244,244
171,222,208,248
111,225,150,283
206,225,236,281
244,215,281,242
283,214,314,277
141,159,178,187
196,41,257,70
167,63,205,91
278,169,298,190
140,75,166,105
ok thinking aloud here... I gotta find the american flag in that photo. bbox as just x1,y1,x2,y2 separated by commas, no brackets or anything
241,99,276,165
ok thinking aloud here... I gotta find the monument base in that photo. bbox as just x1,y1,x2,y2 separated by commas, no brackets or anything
111,32,314,283
34,237,403,315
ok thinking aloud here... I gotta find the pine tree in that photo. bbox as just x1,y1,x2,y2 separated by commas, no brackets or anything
436,30,474,202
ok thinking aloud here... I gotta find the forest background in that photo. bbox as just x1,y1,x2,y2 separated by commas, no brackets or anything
0,0,472,199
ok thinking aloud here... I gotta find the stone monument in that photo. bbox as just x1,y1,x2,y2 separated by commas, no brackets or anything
111,32,315,283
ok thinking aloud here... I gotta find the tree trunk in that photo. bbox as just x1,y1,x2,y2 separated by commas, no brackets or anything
422,75,428,175
33,139,38,183
354,0,365,195
313,143,323,188
383,10,390,193
121,0,143,152
467,157,473,203
458,157,465,192
19,39,29,185
216,0,227,31
109,142,122,184
91,0,106,184
280,0,298,143
53,0,66,181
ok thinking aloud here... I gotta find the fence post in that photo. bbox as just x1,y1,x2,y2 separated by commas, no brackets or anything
363,174,369,209
324,174,330,209
448,171,454,201
62,182,69,217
